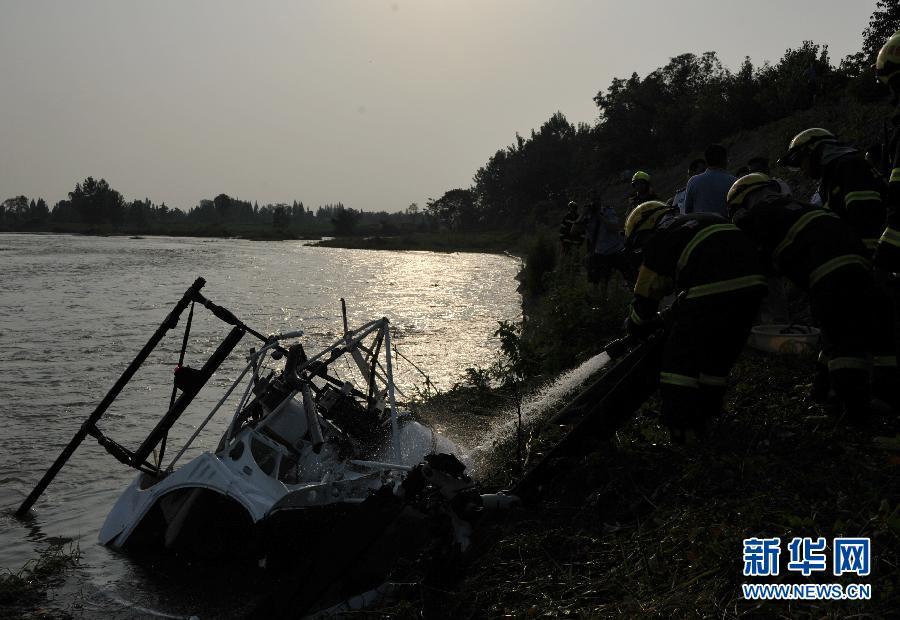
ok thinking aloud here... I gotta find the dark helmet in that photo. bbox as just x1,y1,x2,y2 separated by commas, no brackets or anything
876,31,900,85
777,128,837,168
624,200,671,248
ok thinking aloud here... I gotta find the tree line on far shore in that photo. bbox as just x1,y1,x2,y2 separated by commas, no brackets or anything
3,2,899,239
0,176,433,238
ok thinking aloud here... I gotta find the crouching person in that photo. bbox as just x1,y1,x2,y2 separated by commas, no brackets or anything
623,201,767,443
726,174,899,422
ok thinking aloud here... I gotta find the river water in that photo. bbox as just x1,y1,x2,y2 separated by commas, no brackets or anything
0,233,521,617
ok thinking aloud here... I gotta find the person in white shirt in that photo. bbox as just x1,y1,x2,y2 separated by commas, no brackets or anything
683,144,735,217
671,158,706,214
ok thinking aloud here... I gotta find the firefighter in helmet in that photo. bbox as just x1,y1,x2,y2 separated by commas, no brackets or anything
629,171,657,210
777,128,886,258
623,201,767,442
727,174,899,421
873,31,900,398
875,30,900,273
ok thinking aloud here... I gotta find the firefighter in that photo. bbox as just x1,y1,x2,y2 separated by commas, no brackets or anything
779,127,899,398
875,30,900,273
777,128,886,258
629,171,657,210
726,174,899,420
558,200,582,255
873,32,900,404
623,201,767,443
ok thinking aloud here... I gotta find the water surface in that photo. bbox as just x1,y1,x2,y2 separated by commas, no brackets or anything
0,233,521,617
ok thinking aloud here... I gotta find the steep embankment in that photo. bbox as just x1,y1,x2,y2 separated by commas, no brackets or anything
599,97,889,211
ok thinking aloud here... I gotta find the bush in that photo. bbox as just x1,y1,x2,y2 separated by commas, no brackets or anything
520,255,630,376
521,234,558,296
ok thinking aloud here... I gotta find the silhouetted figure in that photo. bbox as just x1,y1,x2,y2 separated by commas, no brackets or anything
778,128,885,259
629,171,657,211
577,199,629,298
558,200,582,255
623,201,767,443
727,173,899,418
874,30,900,274
671,158,706,214
684,144,735,217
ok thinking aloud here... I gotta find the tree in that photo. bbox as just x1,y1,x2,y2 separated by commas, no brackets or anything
520,112,576,205
331,206,361,235
272,204,290,229
68,177,124,227
473,149,510,224
51,199,75,222
29,198,50,226
126,199,149,228
840,0,900,100
1,196,29,229
594,72,661,168
213,193,233,220
755,41,831,115
725,57,768,130
863,0,900,60
426,188,477,231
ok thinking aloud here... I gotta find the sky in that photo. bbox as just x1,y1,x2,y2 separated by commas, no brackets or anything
0,0,879,213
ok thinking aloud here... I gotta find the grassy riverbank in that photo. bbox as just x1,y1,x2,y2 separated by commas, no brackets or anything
400,345,900,618
391,224,900,617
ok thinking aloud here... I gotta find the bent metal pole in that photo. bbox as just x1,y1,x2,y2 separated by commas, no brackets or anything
15,277,207,518
382,320,401,463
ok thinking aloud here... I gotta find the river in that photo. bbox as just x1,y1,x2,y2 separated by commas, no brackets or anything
0,233,521,617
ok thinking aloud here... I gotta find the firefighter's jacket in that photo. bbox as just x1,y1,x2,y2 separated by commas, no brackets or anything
877,111,900,271
731,194,870,290
628,213,767,326
818,145,886,257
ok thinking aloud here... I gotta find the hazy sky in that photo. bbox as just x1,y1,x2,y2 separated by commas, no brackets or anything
0,0,878,213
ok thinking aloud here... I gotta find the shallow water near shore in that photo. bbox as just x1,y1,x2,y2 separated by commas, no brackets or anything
0,233,521,617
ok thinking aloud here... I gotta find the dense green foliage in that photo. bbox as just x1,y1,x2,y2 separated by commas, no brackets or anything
462,3,900,226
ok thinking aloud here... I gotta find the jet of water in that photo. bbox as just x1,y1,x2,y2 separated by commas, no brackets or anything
465,352,611,472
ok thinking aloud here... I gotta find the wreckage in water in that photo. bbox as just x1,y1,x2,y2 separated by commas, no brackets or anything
17,278,495,573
